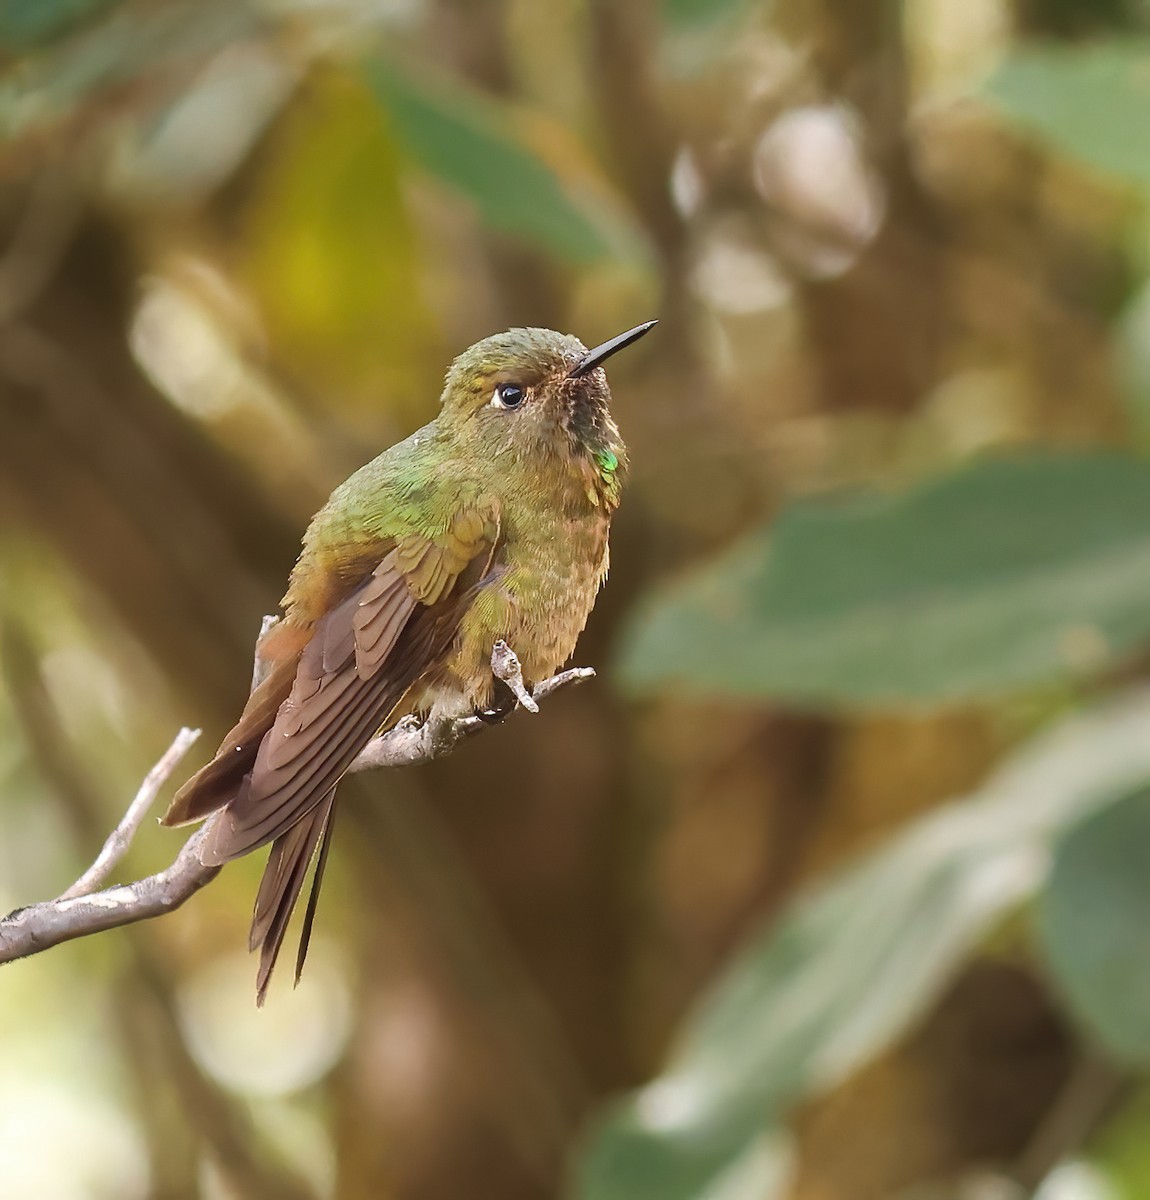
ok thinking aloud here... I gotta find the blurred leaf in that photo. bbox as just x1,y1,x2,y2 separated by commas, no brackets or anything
1039,787,1150,1065
0,4,255,141
1091,1090,1150,1199
662,0,753,30
573,688,1150,1200
1114,282,1150,451
0,0,119,52
576,1122,792,1200
618,454,1150,707
983,42,1150,188
367,60,643,265
241,74,436,425
700,1132,793,1200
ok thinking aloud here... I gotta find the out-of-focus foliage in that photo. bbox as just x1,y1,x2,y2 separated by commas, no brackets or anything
368,62,647,265
5,2,1150,1200
1039,787,1150,1068
578,688,1150,1200
620,454,1150,706
986,41,1150,188
0,0,118,53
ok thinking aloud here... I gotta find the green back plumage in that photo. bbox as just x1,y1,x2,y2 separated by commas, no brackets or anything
285,326,628,620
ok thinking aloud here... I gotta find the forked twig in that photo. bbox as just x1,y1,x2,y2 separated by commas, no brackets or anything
0,639,594,966
58,727,202,900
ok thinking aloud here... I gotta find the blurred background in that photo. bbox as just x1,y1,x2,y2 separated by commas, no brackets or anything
4,1,1150,1198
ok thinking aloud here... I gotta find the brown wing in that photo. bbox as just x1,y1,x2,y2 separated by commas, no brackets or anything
198,532,496,866
161,631,307,828
188,506,500,1000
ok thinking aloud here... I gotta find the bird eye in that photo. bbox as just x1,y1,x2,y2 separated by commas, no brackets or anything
491,383,525,410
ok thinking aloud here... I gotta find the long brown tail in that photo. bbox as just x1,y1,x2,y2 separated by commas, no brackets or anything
162,559,486,1002
160,635,325,1001
250,789,337,1006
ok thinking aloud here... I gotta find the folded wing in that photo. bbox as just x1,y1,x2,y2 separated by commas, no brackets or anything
165,503,501,1000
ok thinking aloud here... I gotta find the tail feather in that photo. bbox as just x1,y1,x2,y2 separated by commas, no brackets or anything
160,619,333,1003
295,800,337,986
251,789,337,1006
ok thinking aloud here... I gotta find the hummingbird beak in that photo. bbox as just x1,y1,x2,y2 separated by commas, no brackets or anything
568,320,658,379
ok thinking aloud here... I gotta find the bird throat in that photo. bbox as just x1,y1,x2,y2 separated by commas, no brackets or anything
564,388,624,493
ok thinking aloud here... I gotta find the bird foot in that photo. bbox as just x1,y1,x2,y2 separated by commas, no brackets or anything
475,680,518,724
490,640,539,714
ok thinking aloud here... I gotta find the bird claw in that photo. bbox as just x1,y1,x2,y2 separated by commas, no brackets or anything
490,640,539,714
475,705,511,725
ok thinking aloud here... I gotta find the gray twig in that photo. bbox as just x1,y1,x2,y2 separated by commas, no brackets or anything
0,823,222,964
348,664,595,770
251,614,279,691
0,653,594,966
59,726,202,900
1012,1053,1128,1194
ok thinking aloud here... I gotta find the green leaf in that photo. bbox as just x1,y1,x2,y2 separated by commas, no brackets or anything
618,454,1150,708
0,5,255,141
241,75,436,421
1038,787,1150,1066
662,0,752,31
1090,1090,1150,1199
0,0,119,52
573,688,1150,1200
366,60,644,266
983,42,1150,189
1114,282,1150,451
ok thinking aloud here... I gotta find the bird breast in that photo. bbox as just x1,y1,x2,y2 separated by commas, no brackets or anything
441,493,613,711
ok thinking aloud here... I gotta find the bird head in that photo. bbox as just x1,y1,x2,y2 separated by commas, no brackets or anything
437,323,655,483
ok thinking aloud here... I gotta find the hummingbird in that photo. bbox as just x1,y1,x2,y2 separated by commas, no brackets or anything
162,321,655,1002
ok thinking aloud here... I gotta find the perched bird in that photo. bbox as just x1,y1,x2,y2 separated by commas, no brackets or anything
162,321,655,1002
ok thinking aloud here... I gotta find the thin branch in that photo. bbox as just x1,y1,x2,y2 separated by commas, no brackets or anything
59,726,201,900
252,614,278,691
2,618,319,1194
0,658,595,967
348,665,594,771
0,825,220,962
1012,1053,1129,1194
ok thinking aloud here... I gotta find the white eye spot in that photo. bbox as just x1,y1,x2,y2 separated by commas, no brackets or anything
491,383,525,410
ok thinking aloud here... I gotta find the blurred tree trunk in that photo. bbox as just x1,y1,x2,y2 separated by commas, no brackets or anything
0,195,300,721
777,0,951,414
